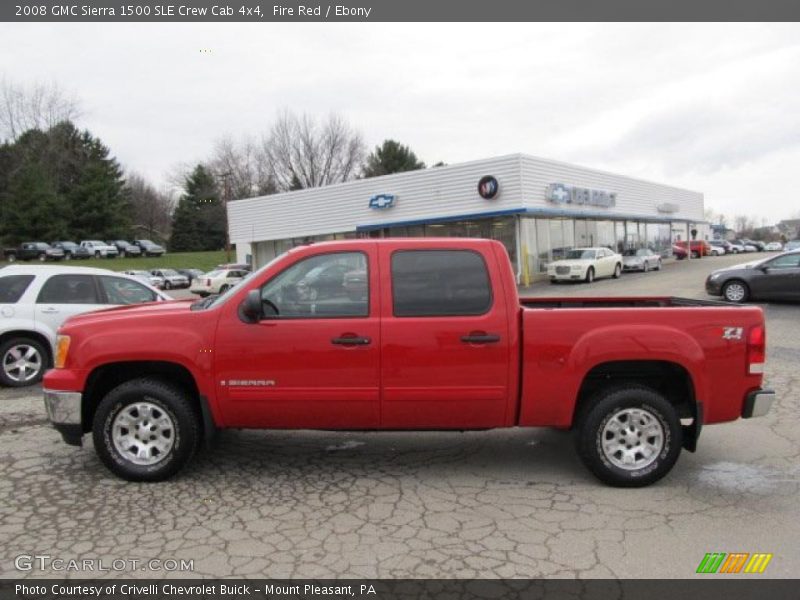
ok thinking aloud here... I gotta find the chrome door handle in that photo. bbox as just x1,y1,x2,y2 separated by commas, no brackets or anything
40,307,59,314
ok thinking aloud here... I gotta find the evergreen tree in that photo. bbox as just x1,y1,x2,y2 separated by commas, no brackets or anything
0,160,67,244
170,164,226,251
362,140,426,178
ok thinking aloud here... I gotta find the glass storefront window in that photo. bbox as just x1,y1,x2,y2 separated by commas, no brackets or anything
536,219,549,272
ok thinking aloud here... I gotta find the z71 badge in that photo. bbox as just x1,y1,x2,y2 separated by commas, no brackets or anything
722,327,744,340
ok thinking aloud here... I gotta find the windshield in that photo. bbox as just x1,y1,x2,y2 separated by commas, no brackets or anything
565,250,596,260
139,240,155,246
161,269,178,276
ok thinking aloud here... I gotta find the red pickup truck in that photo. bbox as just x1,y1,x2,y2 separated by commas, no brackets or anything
43,239,775,487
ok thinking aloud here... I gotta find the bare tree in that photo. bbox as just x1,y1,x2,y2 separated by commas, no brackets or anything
209,135,277,199
734,214,757,236
260,111,365,191
0,77,82,141
126,173,175,239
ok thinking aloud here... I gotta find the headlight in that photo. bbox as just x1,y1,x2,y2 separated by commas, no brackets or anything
709,273,721,281
54,335,71,369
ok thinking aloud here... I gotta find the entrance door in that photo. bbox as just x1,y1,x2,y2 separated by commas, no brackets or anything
378,246,511,429
214,248,381,429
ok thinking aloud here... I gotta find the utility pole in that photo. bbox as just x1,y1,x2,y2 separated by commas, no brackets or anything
220,171,233,263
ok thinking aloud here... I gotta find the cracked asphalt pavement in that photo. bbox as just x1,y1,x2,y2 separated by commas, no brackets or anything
1,254,797,579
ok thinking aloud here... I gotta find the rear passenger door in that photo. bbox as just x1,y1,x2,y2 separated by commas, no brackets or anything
379,246,511,429
35,274,103,335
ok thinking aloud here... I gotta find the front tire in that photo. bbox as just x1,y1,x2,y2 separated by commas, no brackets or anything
575,386,682,487
164,281,172,290
93,378,200,482
0,337,48,387
584,267,594,284
613,263,622,278
656,259,662,271
38,253,46,262
64,252,72,261
219,284,230,293
94,251,101,258
722,280,749,303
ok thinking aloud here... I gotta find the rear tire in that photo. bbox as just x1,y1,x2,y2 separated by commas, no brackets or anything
219,284,230,293
575,386,682,487
93,378,200,482
584,267,594,284
38,253,46,262
94,251,101,258
6,254,16,263
64,252,72,261
164,281,172,290
0,337,48,387
656,260,662,271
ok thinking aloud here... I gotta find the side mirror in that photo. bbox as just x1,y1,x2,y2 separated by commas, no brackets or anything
238,289,262,324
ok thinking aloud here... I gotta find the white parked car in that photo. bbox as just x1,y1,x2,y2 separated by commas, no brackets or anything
0,265,168,386
764,242,783,252
189,268,248,297
123,270,165,289
80,240,119,258
547,247,623,283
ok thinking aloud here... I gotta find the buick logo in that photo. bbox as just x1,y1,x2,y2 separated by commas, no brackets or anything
478,176,499,200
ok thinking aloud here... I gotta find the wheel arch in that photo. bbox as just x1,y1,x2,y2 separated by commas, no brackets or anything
572,359,702,452
81,361,214,443
0,329,53,366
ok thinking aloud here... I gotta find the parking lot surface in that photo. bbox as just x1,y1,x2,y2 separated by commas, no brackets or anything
1,253,797,579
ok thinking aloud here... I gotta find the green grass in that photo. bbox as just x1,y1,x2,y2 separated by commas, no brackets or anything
2,250,231,273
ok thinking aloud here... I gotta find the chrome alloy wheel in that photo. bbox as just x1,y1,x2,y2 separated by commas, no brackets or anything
2,344,43,383
111,402,175,465
600,407,664,470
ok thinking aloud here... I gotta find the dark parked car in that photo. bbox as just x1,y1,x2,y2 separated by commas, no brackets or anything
132,239,165,257
176,268,204,283
742,238,766,252
51,241,91,260
108,240,142,257
4,242,65,262
706,250,800,302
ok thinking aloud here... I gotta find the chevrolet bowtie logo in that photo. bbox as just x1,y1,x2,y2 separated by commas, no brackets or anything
369,193,396,210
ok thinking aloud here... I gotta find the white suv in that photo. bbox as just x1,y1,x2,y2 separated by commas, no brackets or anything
80,240,119,258
0,265,168,387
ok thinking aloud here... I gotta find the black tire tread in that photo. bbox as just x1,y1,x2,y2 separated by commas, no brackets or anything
575,384,682,488
92,377,200,482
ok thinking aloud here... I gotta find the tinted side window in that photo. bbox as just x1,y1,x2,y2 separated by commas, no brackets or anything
260,252,368,318
0,275,35,303
391,250,492,317
37,274,99,304
100,276,158,305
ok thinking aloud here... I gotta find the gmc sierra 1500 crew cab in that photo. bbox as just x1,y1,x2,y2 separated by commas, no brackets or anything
43,239,775,486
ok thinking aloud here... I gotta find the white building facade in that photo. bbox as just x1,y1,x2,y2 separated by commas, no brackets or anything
228,154,706,284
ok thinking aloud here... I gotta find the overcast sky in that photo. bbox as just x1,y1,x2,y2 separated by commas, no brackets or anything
2,22,799,223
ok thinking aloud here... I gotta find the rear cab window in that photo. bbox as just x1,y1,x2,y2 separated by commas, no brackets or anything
391,249,493,317
0,275,35,303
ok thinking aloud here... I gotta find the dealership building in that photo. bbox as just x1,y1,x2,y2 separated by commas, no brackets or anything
228,153,706,284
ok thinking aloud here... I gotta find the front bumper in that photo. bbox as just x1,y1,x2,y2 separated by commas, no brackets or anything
742,389,776,418
705,277,723,295
43,389,83,446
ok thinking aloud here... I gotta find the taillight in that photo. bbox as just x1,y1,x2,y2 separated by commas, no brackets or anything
747,325,765,374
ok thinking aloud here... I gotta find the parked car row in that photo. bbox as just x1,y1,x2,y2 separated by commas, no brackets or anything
2,239,166,262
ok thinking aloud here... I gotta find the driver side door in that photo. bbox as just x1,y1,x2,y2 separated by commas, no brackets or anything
214,247,381,429
753,254,800,300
